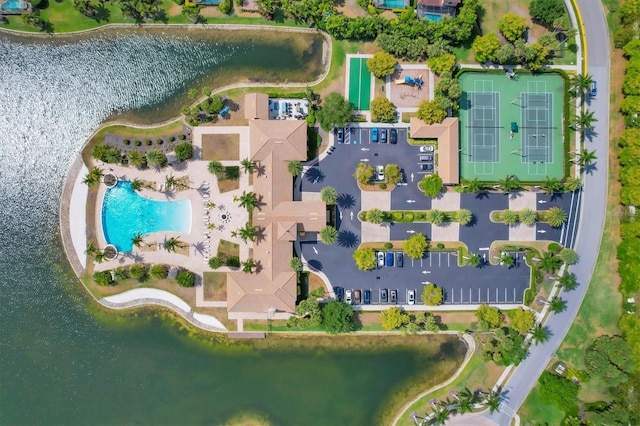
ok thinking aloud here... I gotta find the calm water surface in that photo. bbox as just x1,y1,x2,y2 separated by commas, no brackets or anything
0,27,464,425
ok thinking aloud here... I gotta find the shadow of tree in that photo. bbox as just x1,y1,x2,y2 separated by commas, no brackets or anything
337,230,359,248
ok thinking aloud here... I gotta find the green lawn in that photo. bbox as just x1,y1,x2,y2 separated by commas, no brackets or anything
519,386,565,425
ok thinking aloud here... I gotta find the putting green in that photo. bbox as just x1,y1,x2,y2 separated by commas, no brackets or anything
348,57,372,111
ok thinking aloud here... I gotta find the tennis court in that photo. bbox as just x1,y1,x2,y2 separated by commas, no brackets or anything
346,55,373,111
458,72,566,181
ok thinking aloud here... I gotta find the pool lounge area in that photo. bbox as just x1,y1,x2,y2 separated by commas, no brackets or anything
0,0,29,14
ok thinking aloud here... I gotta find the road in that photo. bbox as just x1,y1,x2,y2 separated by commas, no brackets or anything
483,1,611,424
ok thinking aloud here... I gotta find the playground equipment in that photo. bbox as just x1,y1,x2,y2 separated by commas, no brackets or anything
394,74,424,90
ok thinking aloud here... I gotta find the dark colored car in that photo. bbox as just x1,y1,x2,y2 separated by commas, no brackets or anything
396,252,403,267
385,251,394,267
335,127,344,144
590,81,597,97
364,290,371,305
390,128,397,144
380,128,387,143
335,286,344,302
371,127,379,142
390,289,398,304
354,289,362,305
419,163,434,171
380,288,388,303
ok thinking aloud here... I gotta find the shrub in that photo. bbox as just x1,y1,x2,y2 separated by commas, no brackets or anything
149,264,169,279
128,263,147,280
384,242,393,249
404,212,414,221
174,142,193,161
145,139,152,146
178,134,186,140
415,212,426,221
176,269,195,287
226,256,241,267
548,242,562,253
393,212,403,221
134,140,142,146
218,0,232,14
156,139,164,145
93,270,113,286
208,256,223,269
169,136,176,142
380,183,387,189
123,139,130,145
437,243,445,249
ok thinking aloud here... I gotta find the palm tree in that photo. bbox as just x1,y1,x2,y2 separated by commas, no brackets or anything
131,233,145,249
149,264,169,279
242,258,256,273
237,223,258,243
85,241,98,256
146,148,167,168
82,167,104,187
549,296,568,314
542,177,563,194
484,389,503,414
545,206,568,227
428,209,445,225
290,257,303,272
573,110,598,131
240,158,255,174
320,186,338,205
558,248,579,265
573,148,597,169
539,251,561,273
366,208,385,224
453,388,475,414
468,253,481,267
461,177,486,193
531,324,551,345
499,252,514,268
113,266,129,281
319,225,338,245
431,403,451,425
558,271,579,291
128,150,145,168
571,73,593,96
457,209,473,225
287,160,304,176
563,176,583,192
500,209,518,225
497,175,523,193
519,208,537,225
165,174,177,190
130,178,143,192
94,250,108,263
164,237,184,253
208,160,224,176
238,191,258,211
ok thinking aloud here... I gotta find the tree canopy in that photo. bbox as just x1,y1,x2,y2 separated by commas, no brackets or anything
353,247,377,270
404,233,428,259
476,304,504,329
366,51,397,78
316,93,353,131
585,335,635,387
421,283,443,305
416,98,448,124
370,97,397,122
498,13,528,43
529,0,566,27
419,173,443,197
427,53,457,76
321,300,355,334
472,33,502,63
538,371,580,415
510,308,536,334
381,306,409,330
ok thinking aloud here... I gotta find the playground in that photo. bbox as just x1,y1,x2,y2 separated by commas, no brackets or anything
388,64,430,109
458,71,566,182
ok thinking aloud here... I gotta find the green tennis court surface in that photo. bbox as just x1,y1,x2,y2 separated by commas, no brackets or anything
458,72,566,181
348,57,372,111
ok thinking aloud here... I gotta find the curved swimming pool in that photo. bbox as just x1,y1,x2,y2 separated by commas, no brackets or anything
101,181,191,252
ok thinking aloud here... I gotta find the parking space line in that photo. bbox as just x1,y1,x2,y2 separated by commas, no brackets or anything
460,288,463,303
478,288,481,303
450,288,454,303
496,288,499,303
420,258,423,267
469,288,472,303
487,288,490,303
438,253,442,267
513,288,516,302
429,256,432,267
504,288,507,302
448,253,450,267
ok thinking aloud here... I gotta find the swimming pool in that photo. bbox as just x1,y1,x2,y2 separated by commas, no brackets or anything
382,0,407,8
0,0,28,12
102,181,191,252
425,13,443,22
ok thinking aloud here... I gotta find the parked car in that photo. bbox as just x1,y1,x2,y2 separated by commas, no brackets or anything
396,252,403,267
390,289,398,304
389,128,397,144
377,251,385,268
419,154,433,162
590,81,597,97
335,127,344,144
335,286,344,302
371,127,379,142
380,128,387,143
419,163,434,171
419,145,434,152
345,289,352,304
408,290,415,305
385,251,394,267
354,289,362,304
376,165,385,181
364,290,371,305
380,288,388,303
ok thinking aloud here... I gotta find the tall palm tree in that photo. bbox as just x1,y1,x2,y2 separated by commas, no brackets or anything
366,208,385,224
130,178,143,192
238,191,258,211
83,167,104,187
457,209,473,225
431,403,451,425
519,208,537,225
558,271,579,291
320,186,338,205
531,324,551,345
468,253,481,267
545,206,568,227
164,237,184,253
461,177,485,193
94,250,108,263
563,176,583,192
571,73,593,96
573,148,597,169
146,148,167,168
428,209,445,225
501,209,518,225
319,225,338,245
237,223,258,243
573,110,598,131
558,248,579,265
165,174,177,190
539,251,561,273
131,233,145,249
85,241,98,256
549,296,568,314
453,388,475,414
240,158,255,174
242,258,256,273
497,175,523,193
484,389,503,414
499,252,514,268
542,177,563,194
290,257,303,272
128,150,145,168
287,160,304,176
208,160,224,176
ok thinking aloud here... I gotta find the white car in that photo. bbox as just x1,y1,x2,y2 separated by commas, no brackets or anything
345,289,353,305
408,290,416,305
376,165,385,181
420,145,435,152
377,251,385,268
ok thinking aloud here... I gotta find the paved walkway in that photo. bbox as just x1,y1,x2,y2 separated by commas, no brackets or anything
431,192,461,241
360,190,391,242
508,192,536,241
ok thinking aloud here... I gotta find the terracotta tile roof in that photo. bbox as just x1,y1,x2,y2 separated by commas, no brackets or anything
244,93,269,120
410,117,460,185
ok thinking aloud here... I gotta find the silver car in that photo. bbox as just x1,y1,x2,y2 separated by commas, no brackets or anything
420,145,434,152
408,290,415,305
377,251,385,268
345,289,353,305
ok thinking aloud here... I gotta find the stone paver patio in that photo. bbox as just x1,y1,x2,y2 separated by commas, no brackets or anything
431,192,461,241
508,192,537,241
